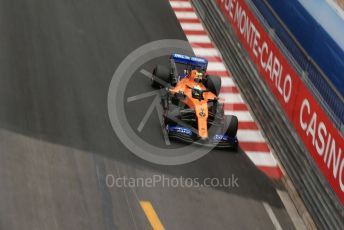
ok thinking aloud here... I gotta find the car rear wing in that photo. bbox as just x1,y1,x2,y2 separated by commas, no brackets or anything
170,53,208,70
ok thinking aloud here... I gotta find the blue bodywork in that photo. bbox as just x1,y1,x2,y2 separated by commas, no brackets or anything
167,125,193,136
213,134,230,141
167,125,238,146
171,53,208,71
213,134,237,143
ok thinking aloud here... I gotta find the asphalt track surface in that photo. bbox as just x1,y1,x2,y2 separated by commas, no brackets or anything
0,0,296,229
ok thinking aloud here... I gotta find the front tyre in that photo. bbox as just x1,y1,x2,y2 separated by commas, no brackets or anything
224,115,238,137
204,75,221,96
151,65,170,88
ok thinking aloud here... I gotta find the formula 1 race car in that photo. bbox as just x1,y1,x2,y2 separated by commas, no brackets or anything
151,53,239,150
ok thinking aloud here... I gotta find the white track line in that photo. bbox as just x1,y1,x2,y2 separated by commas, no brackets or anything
263,202,283,230
276,190,306,230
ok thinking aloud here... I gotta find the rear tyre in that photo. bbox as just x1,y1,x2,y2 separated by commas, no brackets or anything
224,115,238,137
204,75,221,96
151,65,170,88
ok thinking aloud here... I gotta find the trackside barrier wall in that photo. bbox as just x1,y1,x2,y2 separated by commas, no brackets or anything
215,0,344,204
250,0,344,136
191,0,344,228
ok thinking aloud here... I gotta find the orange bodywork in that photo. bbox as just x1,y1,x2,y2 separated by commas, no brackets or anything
169,70,217,139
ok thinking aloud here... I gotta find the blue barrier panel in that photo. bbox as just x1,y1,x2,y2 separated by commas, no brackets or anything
251,0,344,130
259,0,344,95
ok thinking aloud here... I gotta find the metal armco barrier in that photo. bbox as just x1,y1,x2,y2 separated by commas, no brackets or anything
191,0,344,229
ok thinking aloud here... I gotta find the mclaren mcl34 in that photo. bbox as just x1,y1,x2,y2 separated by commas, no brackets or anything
151,53,239,150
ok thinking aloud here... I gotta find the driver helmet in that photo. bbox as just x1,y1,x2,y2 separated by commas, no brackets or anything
192,85,203,98
190,70,203,83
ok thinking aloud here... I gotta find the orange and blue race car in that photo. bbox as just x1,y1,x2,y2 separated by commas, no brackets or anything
151,53,239,150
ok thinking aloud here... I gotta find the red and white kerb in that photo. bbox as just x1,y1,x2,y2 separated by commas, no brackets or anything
169,0,283,180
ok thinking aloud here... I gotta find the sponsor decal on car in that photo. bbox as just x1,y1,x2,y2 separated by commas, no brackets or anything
191,56,207,64
199,108,206,117
213,134,229,141
168,125,193,136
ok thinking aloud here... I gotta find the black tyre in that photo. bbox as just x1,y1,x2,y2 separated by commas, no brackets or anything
164,104,180,126
224,115,238,137
204,75,221,96
151,65,170,88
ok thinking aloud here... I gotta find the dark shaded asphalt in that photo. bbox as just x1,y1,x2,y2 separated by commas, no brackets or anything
0,0,295,229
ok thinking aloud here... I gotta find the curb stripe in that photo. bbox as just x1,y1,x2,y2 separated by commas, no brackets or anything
186,35,211,43
220,93,245,103
178,18,201,23
237,130,265,142
220,86,239,93
170,1,192,8
224,111,254,122
240,142,270,152
246,152,277,167
180,23,204,31
224,103,248,111
172,8,194,12
238,122,258,130
192,48,220,57
183,30,207,35
175,12,198,19
221,77,236,86
203,56,223,62
190,42,215,48
206,70,230,76
207,62,227,71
